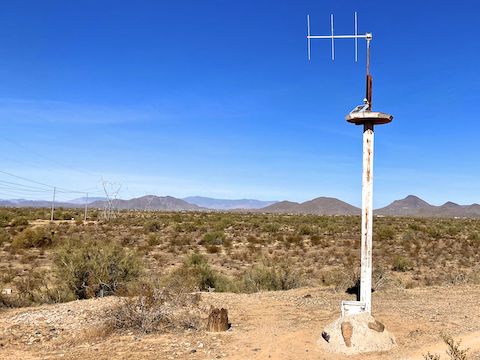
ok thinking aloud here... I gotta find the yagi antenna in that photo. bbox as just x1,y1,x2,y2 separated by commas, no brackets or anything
307,12,370,63
307,12,374,109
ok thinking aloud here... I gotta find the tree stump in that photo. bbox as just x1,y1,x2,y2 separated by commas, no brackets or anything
207,308,229,332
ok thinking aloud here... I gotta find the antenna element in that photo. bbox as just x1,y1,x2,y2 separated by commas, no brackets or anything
306,12,373,110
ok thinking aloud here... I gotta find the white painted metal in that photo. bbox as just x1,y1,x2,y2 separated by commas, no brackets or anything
330,14,335,61
306,12,372,62
307,34,369,39
307,14,311,61
360,123,374,314
355,12,358,62
341,300,366,317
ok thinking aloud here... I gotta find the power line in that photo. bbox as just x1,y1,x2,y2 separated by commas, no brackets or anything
0,169,102,194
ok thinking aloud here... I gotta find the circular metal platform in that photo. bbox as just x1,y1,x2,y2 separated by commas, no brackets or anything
345,111,393,125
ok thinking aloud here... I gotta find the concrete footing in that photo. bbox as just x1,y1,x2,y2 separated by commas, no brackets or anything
318,312,396,355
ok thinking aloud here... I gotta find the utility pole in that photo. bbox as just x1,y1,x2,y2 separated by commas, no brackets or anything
307,13,393,315
50,187,56,221
308,13,396,353
84,192,88,222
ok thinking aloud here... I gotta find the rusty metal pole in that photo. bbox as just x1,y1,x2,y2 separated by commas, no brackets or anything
360,122,374,314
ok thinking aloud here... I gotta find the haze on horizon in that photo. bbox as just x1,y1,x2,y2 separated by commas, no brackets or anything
0,0,478,208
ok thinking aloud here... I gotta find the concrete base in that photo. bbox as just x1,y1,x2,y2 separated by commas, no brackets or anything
318,312,396,355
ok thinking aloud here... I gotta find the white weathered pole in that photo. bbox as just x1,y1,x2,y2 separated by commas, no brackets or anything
360,122,374,313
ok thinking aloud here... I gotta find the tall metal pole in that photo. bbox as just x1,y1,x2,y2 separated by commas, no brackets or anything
84,192,88,222
50,187,56,221
360,122,374,313
307,13,393,316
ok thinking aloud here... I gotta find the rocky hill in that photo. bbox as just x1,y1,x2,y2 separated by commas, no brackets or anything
259,197,360,215
376,195,480,217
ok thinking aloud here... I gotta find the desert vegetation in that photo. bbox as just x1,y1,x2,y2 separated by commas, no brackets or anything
0,207,479,309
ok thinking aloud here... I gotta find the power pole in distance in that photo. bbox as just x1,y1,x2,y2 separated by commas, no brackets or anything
50,187,56,221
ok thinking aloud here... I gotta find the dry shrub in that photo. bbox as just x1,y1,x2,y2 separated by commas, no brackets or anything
111,285,202,334
423,333,469,360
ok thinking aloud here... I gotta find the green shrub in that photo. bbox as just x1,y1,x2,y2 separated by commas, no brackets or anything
298,225,315,236
392,255,413,272
202,231,226,246
54,238,142,299
0,228,10,245
241,261,301,293
11,217,29,227
147,233,161,246
144,220,162,233
467,232,479,241
166,253,234,292
11,226,55,249
375,225,395,241
262,222,280,233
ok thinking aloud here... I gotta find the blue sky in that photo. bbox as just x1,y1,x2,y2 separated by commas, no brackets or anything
0,0,478,206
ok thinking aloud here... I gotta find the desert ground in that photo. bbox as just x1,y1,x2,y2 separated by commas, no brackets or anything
1,285,480,359
1,208,479,359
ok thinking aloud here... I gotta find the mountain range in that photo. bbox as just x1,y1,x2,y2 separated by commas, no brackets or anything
375,195,480,218
0,194,479,218
182,196,277,210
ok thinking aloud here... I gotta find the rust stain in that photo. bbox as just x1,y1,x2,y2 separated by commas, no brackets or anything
364,209,369,252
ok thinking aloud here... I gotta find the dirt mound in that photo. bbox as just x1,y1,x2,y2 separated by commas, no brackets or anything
319,312,396,355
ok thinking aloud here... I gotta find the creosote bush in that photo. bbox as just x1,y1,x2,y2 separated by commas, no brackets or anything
167,253,232,292
166,253,301,294
241,260,301,293
11,226,55,249
392,255,413,272
54,238,142,299
202,231,226,246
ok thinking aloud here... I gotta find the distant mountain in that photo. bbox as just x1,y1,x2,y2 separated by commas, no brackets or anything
0,194,479,218
183,196,277,210
0,199,75,208
259,200,300,213
68,196,106,204
376,195,480,218
260,197,360,215
375,195,433,216
89,195,203,211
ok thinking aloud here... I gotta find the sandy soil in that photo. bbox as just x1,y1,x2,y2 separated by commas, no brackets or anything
1,285,480,360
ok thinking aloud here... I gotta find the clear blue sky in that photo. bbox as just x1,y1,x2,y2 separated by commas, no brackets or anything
0,0,478,206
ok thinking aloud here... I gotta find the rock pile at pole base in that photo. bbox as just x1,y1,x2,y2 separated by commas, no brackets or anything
318,312,396,355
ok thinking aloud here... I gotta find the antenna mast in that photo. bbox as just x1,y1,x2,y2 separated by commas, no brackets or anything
307,12,373,110
306,12,394,320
